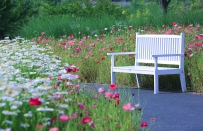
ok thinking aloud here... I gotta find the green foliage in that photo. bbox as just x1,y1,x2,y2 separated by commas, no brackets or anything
0,0,35,38
184,29,203,92
123,0,203,29
34,0,125,18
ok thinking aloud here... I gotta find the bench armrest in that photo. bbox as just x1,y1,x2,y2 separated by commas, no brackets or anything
152,54,184,69
107,52,136,67
152,54,184,58
107,52,136,56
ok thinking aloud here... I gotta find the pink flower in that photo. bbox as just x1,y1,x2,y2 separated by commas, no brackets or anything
66,81,71,87
58,76,63,80
66,40,75,46
101,57,105,61
75,84,80,89
70,113,78,119
91,121,95,128
162,25,167,29
81,117,92,124
41,32,45,35
198,35,202,40
110,92,120,100
88,43,95,47
71,74,79,79
91,104,97,108
184,23,188,27
128,26,132,30
29,98,42,106
54,93,62,100
110,84,117,90
172,22,176,26
71,54,75,58
36,124,43,130
59,114,70,121
88,49,92,54
165,29,172,35
148,24,152,26
98,87,105,94
187,73,191,76
78,103,85,110
188,54,193,59
71,67,79,72
123,103,134,111
49,127,58,131
85,55,89,59
49,76,52,79
69,90,73,94
68,34,74,39
105,92,113,98
196,24,201,30
140,122,148,127
75,47,81,52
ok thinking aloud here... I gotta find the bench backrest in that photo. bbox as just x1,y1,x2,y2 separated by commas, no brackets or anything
135,32,184,65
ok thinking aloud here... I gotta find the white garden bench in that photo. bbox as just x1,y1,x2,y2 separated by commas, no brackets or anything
107,32,186,94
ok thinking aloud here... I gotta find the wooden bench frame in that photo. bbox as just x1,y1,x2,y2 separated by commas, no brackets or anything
107,32,186,94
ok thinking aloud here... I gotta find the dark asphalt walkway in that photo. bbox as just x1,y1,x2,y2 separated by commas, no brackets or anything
82,83,203,131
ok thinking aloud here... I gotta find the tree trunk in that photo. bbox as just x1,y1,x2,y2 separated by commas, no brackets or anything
157,0,171,14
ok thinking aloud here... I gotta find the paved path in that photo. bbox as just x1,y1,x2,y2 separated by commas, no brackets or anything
82,83,203,131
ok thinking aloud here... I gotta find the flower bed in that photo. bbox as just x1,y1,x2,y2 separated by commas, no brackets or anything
36,22,203,92
0,38,149,131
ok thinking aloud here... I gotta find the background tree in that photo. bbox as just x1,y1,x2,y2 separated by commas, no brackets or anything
157,0,171,13
0,0,13,38
0,0,34,39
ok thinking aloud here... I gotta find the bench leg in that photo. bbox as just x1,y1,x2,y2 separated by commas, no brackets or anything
154,74,159,94
180,72,186,92
111,71,116,84
136,74,142,88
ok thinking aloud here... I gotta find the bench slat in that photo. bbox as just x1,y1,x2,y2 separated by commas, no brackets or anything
112,66,181,75
107,52,136,55
136,37,182,64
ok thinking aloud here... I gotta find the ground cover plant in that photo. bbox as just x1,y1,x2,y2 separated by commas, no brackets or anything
0,38,152,131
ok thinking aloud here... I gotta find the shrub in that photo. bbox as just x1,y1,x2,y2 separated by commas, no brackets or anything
34,0,125,18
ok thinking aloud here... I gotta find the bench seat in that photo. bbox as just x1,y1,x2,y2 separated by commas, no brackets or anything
112,66,182,75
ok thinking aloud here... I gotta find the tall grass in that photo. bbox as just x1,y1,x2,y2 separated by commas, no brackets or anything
17,1,203,39
16,15,127,39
